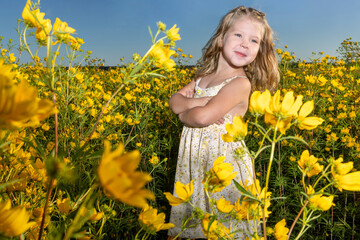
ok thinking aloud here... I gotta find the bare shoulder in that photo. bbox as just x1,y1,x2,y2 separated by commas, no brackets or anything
223,76,251,95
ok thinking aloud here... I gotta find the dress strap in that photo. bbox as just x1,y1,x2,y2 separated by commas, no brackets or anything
195,78,202,87
224,75,248,83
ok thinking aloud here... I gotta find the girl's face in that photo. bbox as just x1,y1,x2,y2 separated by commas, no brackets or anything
219,16,263,69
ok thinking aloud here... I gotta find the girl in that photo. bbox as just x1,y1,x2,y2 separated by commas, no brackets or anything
168,6,279,239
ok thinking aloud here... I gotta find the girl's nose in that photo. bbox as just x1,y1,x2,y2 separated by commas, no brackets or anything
240,39,249,48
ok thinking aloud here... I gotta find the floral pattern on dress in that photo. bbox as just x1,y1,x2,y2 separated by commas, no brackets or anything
168,76,255,239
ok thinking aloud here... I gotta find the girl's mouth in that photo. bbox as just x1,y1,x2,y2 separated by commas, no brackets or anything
235,51,246,57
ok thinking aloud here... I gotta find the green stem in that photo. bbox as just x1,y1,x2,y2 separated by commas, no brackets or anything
262,126,279,239
52,42,62,71
134,227,143,240
287,200,309,240
62,183,98,240
312,163,332,189
23,25,34,60
319,182,335,193
38,177,55,240
264,138,276,197
294,209,313,240
171,216,194,240
34,45,40,59
52,90,58,157
85,83,125,144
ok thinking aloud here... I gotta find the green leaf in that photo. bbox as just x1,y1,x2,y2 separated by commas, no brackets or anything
233,180,261,203
278,136,309,146
148,26,154,42
253,144,272,159
0,179,22,191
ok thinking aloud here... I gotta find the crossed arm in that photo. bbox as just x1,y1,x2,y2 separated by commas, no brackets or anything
169,79,211,115
169,77,251,128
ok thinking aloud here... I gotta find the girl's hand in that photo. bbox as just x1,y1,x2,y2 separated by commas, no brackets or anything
202,96,212,104
214,117,225,125
185,89,194,98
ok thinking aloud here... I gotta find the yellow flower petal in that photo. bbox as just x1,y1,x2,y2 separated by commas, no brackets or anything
281,92,295,114
287,95,303,116
274,219,289,240
216,197,233,213
139,204,174,232
175,180,194,201
336,172,360,191
166,24,181,42
0,200,35,237
97,141,155,208
164,192,183,206
298,101,314,118
0,60,56,129
298,117,324,130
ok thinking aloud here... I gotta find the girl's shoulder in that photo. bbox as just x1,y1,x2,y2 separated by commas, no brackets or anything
222,75,250,89
222,75,251,95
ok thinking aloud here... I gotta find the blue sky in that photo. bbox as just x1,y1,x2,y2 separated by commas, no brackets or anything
1,0,360,66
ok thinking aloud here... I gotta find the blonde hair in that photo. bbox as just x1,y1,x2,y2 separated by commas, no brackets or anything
195,6,279,92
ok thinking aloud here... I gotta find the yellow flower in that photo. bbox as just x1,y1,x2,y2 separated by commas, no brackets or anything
274,219,289,240
216,197,233,213
201,214,230,240
8,53,16,63
204,156,237,193
69,37,85,51
332,157,352,175
35,18,52,45
317,75,328,86
157,21,166,31
331,158,360,191
149,40,176,71
297,150,323,177
249,90,271,115
22,0,46,29
266,91,303,118
52,17,76,43
264,91,302,133
164,180,194,206
0,199,35,237
234,179,272,220
296,101,324,130
306,186,334,211
89,209,104,221
264,90,323,133
264,113,291,134
149,155,159,165
80,207,104,221
56,198,74,214
22,0,34,26
97,141,155,208
221,115,248,142
138,204,174,233
166,24,181,42
334,172,360,191
0,60,56,129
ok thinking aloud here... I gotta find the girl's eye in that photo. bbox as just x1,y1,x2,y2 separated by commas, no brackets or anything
251,39,258,43
235,33,242,37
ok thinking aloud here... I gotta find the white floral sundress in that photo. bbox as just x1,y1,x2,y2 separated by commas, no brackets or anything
168,76,254,239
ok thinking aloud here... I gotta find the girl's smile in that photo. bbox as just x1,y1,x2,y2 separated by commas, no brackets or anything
235,51,247,57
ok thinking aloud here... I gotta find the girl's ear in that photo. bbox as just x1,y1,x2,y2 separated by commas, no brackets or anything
219,38,223,48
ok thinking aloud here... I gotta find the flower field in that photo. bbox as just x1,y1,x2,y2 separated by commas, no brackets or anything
1,1,360,239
